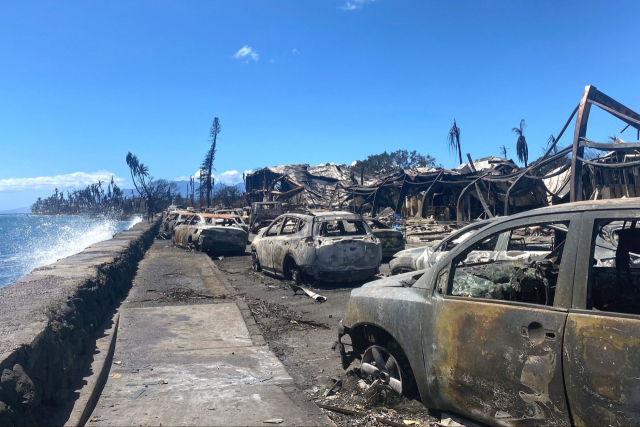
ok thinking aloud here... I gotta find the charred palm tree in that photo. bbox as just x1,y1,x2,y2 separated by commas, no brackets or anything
447,119,463,165
513,119,528,167
499,145,508,159
547,134,557,154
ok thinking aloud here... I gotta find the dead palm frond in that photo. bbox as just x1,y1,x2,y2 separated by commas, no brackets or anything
447,119,462,165
512,119,528,167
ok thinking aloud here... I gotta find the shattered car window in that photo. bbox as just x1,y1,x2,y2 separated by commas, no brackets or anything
266,217,285,236
205,218,238,227
449,221,569,307
280,218,299,235
589,219,640,315
316,219,368,237
295,219,308,234
507,224,566,252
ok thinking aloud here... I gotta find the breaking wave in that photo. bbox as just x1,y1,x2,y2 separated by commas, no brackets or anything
0,215,143,288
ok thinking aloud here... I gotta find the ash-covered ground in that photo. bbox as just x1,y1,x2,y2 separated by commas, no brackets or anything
213,252,439,427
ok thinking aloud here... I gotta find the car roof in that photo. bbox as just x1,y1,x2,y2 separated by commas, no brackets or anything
279,210,362,219
491,199,640,226
199,213,235,219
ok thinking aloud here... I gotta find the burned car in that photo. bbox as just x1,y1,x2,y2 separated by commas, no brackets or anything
163,211,195,233
389,219,494,275
251,211,382,283
366,218,405,258
215,209,249,233
249,201,283,233
339,199,640,426
173,213,247,254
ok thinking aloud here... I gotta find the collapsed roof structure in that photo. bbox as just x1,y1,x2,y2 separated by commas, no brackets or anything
244,158,550,221
244,85,640,221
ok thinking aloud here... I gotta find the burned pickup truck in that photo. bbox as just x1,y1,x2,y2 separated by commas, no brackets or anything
339,199,640,426
251,211,382,283
249,201,283,234
173,213,248,254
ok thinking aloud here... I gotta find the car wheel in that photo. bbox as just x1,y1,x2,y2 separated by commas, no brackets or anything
252,253,262,272
283,257,297,281
361,345,404,395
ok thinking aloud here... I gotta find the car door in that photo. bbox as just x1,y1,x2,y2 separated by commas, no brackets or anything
563,211,640,426
260,217,285,271
272,217,299,273
425,214,577,426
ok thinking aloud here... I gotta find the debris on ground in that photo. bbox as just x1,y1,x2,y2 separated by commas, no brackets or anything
158,286,219,302
247,299,330,334
314,370,435,427
290,283,327,302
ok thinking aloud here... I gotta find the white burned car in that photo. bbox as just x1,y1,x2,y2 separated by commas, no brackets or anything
251,211,382,283
173,213,248,254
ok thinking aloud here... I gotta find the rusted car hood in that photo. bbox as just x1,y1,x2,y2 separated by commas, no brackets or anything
392,246,428,259
361,270,424,288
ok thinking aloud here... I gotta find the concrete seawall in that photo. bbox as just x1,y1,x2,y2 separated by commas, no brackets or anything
0,219,161,426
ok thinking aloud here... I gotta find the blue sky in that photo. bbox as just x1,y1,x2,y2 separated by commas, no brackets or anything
1,0,639,210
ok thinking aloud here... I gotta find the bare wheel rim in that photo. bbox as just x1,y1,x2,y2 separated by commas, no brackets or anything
361,345,403,394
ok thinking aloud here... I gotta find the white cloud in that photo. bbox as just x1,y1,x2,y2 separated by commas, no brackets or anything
0,171,125,192
292,48,300,54
269,58,275,63
339,0,375,11
234,45,259,62
215,170,245,185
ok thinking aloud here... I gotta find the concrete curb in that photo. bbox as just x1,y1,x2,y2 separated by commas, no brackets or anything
0,217,162,426
64,312,120,427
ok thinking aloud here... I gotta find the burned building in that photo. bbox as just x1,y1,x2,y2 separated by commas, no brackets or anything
244,86,640,221
244,159,549,221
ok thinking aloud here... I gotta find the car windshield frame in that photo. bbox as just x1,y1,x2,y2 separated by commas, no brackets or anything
313,218,372,238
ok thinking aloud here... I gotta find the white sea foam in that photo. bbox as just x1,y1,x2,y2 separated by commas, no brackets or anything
0,215,143,287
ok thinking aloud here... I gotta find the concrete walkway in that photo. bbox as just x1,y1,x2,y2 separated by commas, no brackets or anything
88,240,332,426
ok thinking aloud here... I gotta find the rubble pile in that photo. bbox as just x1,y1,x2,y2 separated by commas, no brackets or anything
314,370,436,427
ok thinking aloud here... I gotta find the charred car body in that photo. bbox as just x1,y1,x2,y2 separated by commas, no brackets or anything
163,211,195,233
389,219,494,275
366,219,405,258
173,213,248,254
251,211,382,283
339,199,640,426
214,209,249,233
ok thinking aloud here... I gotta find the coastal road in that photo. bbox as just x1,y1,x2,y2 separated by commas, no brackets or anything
87,240,331,426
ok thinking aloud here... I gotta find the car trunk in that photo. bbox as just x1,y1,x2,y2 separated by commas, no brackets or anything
314,236,380,270
204,227,247,245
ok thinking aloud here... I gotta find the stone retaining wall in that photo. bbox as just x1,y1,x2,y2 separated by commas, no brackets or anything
0,219,161,426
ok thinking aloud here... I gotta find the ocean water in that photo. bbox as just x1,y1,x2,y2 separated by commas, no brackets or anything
0,214,143,288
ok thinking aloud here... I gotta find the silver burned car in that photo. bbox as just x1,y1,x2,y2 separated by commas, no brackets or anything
388,219,495,275
251,211,382,283
339,199,640,427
